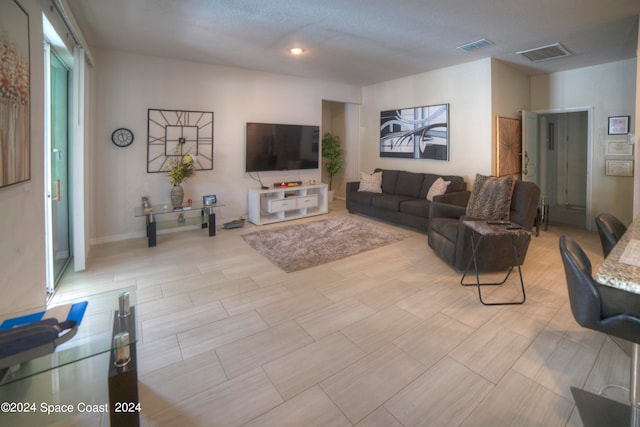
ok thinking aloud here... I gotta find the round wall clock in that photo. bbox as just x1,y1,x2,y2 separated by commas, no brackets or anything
111,128,134,147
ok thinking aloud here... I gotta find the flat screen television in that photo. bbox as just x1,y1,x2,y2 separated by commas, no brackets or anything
245,122,320,172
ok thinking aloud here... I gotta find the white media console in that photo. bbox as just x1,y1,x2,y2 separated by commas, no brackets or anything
247,184,329,225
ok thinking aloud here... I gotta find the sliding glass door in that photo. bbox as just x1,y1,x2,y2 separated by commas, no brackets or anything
45,44,71,292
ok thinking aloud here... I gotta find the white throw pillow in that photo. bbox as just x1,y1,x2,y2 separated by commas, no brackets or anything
426,177,451,201
358,171,383,193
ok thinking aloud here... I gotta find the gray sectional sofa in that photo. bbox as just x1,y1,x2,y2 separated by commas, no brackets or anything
346,169,470,232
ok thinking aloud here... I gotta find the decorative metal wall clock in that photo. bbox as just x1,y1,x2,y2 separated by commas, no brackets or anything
147,109,214,173
111,128,134,147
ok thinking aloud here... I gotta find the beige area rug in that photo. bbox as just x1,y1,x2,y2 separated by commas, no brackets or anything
242,216,410,272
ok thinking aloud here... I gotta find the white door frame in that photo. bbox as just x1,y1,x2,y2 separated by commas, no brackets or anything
527,106,593,230
44,43,54,293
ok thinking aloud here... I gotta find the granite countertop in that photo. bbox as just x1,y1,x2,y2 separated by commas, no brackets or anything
596,217,640,294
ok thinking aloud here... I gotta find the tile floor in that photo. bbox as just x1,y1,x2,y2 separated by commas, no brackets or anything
5,201,633,426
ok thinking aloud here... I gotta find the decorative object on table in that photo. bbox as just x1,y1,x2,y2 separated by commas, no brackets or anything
170,185,184,209
147,108,213,173
321,132,345,201
608,115,630,135
167,149,195,208
111,128,134,147
203,194,217,206
242,215,408,272
0,0,30,189
113,332,130,368
141,196,152,213
177,213,185,224
380,103,449,160
496,116,522,176
118,292,130,317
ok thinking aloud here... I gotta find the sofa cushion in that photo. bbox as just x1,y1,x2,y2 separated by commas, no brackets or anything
426,177,451,201
400,199,430,217
358,171,383,193
375,169,399,194
348,190,375,207
372,194,413,211
466,174,514,221
442,176,466,192
395,171,424,198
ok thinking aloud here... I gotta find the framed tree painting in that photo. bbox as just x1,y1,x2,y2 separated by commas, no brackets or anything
380,104,449,160
0,0,30,188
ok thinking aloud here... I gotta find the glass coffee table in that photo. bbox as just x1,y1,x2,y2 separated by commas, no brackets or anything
0,287,140,426
135,201,225,247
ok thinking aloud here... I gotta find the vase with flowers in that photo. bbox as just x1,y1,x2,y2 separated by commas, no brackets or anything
167,152,195,208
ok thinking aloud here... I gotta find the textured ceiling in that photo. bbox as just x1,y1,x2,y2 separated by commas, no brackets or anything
65,0,640,86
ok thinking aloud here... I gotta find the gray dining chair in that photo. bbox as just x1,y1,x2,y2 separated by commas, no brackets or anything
560,235,640,427
595,213,627,258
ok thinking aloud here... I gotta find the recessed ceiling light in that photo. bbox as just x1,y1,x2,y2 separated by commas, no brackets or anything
289,47,304,55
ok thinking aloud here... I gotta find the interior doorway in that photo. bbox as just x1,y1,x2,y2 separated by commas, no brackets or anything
523,109,590,229
321,100,359,199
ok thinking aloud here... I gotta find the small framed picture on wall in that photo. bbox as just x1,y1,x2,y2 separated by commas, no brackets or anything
606,140,633,156
605,159,633,177
608,116,630,135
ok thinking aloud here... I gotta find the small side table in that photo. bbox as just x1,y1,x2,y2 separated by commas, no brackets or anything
460,220,532,305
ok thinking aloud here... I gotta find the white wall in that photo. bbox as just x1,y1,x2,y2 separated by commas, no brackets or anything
531,58,637,225
491,59,531,174
90,49,361,242
634,19,640,217
360,59,493,184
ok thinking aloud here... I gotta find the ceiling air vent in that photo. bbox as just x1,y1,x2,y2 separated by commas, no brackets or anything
457,38,493,52
516,43,572,62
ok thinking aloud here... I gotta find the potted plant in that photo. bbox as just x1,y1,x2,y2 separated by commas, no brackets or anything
322,132,345,201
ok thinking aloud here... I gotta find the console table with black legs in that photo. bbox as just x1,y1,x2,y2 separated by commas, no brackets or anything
135,201,225,247
460,220,533,305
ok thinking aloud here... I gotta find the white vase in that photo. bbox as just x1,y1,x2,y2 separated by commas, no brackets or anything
170,185,184,208
328,190,335,202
